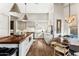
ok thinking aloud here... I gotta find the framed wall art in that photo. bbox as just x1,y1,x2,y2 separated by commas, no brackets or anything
56,19,61,33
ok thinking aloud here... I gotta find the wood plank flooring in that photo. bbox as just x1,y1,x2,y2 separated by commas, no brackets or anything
27,38,54,56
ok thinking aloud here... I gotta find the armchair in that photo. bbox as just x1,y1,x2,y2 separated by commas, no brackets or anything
50,37,70,56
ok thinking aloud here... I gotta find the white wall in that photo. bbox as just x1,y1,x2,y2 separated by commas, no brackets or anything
63,4,70,35
53,3,79,37
18,3,53,13
53,4,64,37
0,14,9,37
48,4,54,25
0,3,12,16
27,13,48,21
63,3,79,36
26,13,49,32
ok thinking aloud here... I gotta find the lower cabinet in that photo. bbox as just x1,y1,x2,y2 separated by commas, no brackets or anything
19,34,33,56
0,34,33,56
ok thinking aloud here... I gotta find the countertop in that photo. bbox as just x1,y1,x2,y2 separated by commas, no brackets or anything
0,32,33,44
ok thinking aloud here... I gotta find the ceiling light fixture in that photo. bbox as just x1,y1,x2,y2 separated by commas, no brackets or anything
10,3,20,13
22,3,28,20
65,3,76,24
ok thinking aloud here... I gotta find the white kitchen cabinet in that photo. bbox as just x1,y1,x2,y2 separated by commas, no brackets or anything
0,33,33,56
19,33,33,56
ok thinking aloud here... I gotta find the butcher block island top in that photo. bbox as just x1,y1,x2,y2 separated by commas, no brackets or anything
0,32,33,44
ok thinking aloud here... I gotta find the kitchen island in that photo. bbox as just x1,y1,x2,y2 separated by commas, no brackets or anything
0,32,33,56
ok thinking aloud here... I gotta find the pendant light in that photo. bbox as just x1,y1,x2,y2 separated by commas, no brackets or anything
10,3,20,13
65,3,75,24
9,3,20,19
22,3,28,20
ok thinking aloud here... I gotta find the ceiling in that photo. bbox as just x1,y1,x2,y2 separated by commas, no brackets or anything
0,3,54,16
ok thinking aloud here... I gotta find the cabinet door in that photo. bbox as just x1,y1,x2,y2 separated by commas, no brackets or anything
19,34,33,56
19,38,29,56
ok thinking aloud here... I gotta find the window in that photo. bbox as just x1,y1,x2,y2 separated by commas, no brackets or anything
70,26,78,35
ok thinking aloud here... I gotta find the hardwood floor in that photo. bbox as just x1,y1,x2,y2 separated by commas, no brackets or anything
27,38,54,56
